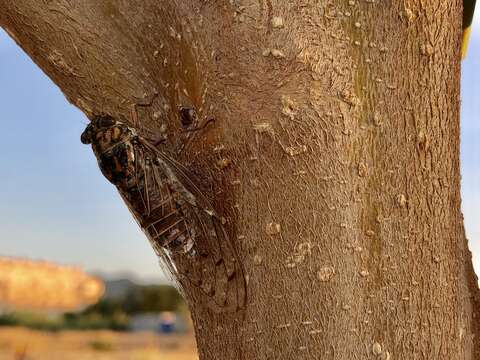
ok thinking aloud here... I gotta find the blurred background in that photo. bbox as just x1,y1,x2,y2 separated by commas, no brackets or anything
1,8,480,360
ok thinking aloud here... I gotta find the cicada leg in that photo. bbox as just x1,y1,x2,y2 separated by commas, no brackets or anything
177,117,216,155
130,92,159,129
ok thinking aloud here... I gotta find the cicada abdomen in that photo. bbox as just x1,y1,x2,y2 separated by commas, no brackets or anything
81,115,246,312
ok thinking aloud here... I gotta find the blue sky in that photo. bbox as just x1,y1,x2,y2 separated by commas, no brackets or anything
0,15,479,281
461,11,480,274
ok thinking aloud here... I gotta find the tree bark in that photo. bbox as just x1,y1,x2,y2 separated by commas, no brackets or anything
1,1,479,359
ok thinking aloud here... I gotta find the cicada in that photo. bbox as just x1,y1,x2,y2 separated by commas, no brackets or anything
81,115,246,312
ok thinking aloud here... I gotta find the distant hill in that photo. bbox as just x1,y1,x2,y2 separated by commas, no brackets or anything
103,278,137,300
91,270,169,285
98,275,178,301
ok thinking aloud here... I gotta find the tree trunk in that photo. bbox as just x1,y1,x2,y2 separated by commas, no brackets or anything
1,1,479,359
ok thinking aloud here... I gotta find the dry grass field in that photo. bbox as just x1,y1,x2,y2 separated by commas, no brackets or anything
0,327,197,360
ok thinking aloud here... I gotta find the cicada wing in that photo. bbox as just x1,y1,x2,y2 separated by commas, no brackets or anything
115,145,185,296
140,140,214,210
168,204,246,312
117,190,183,293
140,139,246,312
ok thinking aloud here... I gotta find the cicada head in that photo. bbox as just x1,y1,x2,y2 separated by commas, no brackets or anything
81,115,136,153
81,115,120,144
81,115,138,188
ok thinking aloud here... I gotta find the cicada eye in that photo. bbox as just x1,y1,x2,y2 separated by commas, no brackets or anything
96,116,116,128
80,128,92,144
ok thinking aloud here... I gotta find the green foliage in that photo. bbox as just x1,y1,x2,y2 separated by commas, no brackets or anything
0,312,62,331
63,307,129,331
89,339,114,351
0,313,16,326
122,285,183,314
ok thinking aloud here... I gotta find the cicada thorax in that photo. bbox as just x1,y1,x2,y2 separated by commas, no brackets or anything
91,124,138,189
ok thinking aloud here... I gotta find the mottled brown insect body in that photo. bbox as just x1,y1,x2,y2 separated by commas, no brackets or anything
81,115,246,312
82,119,137,189
81,115,194,254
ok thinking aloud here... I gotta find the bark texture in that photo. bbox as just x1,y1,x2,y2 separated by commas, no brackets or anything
1,1,479,359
